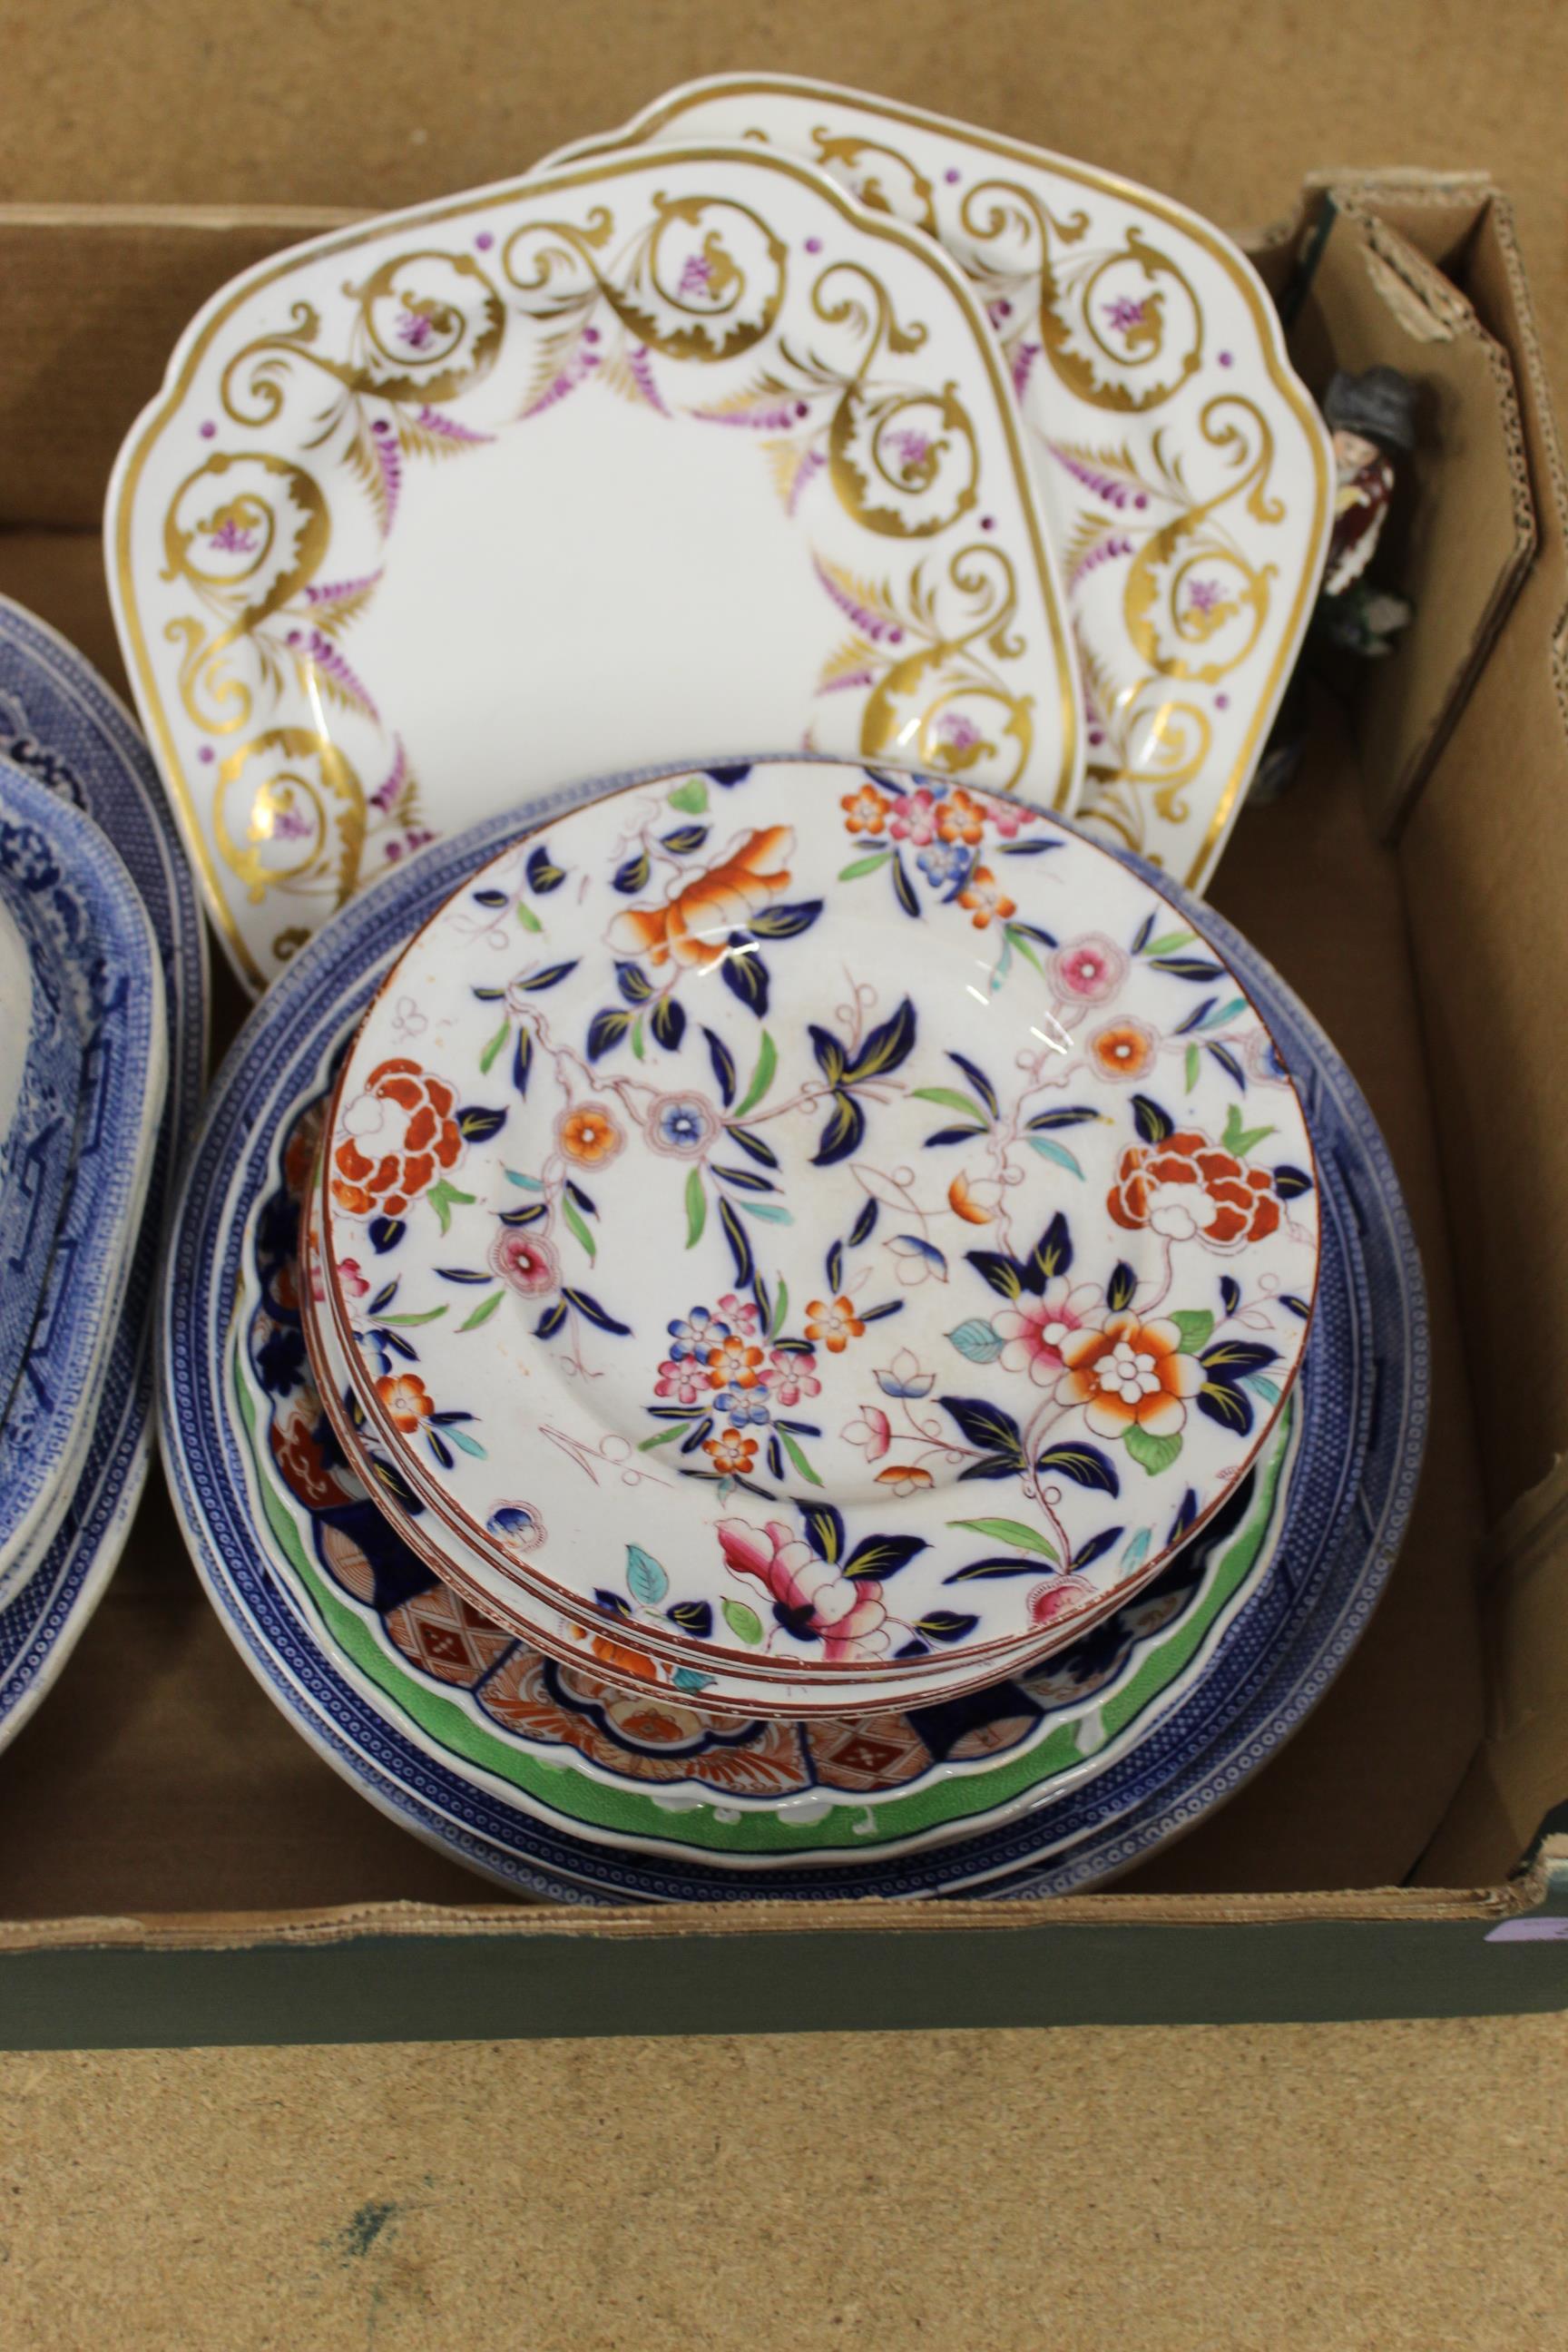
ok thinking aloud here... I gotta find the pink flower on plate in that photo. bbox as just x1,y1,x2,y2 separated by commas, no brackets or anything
887,787,942,848
1050,934,1129,1005
768,1348,819,1406
980,795,1035,840
716,1291,760,1338
717,1518,892,1661
994,1280,1102,1387
1029,1578,1099,1630
489,1227,560,1297
334,1256,371,1302
842,1406,891,1461
653,1357,707,1407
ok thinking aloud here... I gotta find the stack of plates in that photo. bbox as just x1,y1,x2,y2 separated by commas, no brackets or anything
158,751,1424,1900
294,755,1318,1730
102,79,1425,1899
0,596,205,1756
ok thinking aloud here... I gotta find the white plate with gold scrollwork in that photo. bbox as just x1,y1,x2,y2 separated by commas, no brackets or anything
548,80,1333,893
106,143,1083,992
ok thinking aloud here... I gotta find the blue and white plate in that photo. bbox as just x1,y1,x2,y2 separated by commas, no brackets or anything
0,843,82,1418
0,765,166,1592
0,599,206,1750
162,761,1426,1899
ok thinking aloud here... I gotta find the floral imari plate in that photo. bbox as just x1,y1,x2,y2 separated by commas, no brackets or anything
0,765,167,1601
0,597,207,1755
320,757,1318,1690
160,783,1416,1897
108,141,1083,994
301,1223,1033,1717
553,78,1332,890
240,1132,1300,1857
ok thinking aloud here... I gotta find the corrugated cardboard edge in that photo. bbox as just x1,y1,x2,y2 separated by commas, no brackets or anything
0,1868,1547,1954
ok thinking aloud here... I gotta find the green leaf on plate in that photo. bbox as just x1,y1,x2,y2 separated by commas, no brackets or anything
838,851,892,881
1142,929,1196,958
721,1597,764,1646
1220,1102,1277,1160
912,1086,990,1122
733,1030,779,1119
1003,924,1047,977
377,1306,448,1328
515,900,543,933
1125,1424,1183,1476
637,1423,688,1451
769,1278,789,1339
946,1515,1060,1562
457,1289,503,1333
1171,1308,1214,1352
667,775,710,816
563,1197,596,1260
684,1167,706,1249
478,1016,510,1075
1184,1043,1200,1093
630,1013,646,1063
777,1427,824,1486
425,1178,476,1236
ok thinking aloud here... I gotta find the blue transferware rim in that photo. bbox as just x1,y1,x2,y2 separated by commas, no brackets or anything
0,597,207,1749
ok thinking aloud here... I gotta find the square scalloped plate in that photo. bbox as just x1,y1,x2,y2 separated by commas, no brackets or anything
108,141,1083,993
551,77,1333,890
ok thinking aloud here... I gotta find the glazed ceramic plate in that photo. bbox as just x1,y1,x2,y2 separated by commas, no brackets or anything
109,141,1083,994
0,600,206,1751
553,78,1332,889
161,775,1421,1897
303,1222,1091,1721
318,759,1318,1688
299,1221,1031,1720
0,764,167,1598
0,848,82,1420
237,1139,1300,1858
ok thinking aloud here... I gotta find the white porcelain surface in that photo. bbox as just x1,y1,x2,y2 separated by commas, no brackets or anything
552,77,1333,890
109,142,1082,992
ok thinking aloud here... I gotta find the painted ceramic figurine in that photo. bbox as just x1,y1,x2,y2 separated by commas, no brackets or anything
1250,366,1416,801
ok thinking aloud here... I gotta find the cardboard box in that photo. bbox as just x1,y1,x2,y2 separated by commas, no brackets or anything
3,173,1566,2048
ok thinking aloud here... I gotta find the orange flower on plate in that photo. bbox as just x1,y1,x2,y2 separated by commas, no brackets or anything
375,1371,436,1433
556,1105,624,1166
948,1172,995,1224
705,1335,765,1392
1054,1314,1204,1439
329,1057,464,1220
936,788,986,847
805,1295,866,1353
606,826,795,972
1108,1128,1282,1250
840,782,889,837
875,1463,936,1495
956,865,1016,931
1088,1019,1158,1083
702,1428,760,1475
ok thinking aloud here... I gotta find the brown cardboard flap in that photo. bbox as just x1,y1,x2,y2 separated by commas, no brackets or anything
1289,191,1535,838
0,208,360,533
